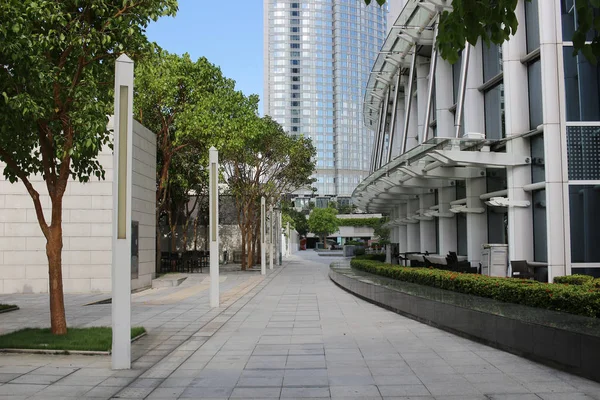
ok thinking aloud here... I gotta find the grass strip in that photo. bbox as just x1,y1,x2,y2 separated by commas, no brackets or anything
0,304,17,311
0,326,146,351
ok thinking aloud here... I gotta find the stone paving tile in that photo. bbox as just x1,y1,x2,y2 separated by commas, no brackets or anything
2,252,600,400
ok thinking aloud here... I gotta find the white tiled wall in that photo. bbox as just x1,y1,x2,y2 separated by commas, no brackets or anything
0,120,156,293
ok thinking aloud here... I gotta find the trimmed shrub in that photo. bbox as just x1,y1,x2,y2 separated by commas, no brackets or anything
353,246,366,256
355,254,386,262
554,274,595,286
350,259,600,318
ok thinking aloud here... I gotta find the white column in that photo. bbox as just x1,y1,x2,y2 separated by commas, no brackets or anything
269,204,274,270
397,203,408,261
112,54,133,370
416,56,431,143
286,221,291,257
209,147,219,308
438,187,457,255
466,178,487,266
419,193,436,253
504,0,534,264
406,198,420,253
391,76,406,159
538,0,570,279
261,197,266,275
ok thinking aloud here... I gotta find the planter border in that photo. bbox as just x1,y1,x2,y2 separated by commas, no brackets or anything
330,267,600,383
0,306,19,314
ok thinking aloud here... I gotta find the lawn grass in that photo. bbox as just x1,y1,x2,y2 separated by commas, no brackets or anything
0,326,146,352
0,304,18,311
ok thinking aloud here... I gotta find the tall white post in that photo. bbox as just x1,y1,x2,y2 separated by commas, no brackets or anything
261,197,266,275
112,54,133,370
269,203,274,270
209,147,219,308
286,221,290,257
278,210,283,265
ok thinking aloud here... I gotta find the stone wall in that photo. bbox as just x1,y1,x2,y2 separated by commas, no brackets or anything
0,120,156,293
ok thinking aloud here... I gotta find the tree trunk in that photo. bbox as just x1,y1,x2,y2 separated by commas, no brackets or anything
240,221,247,271
47,199,67,335
155,214,162,273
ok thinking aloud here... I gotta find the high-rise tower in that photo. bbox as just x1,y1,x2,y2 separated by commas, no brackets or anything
264,0,387,197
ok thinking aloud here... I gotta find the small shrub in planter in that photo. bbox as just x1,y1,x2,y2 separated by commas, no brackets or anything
554,274,595,286
355,254,386,262
350,259,600,318
353,247,366,256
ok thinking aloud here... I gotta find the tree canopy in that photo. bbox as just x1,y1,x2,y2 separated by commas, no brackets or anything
308,206,340,248
0,0,177,335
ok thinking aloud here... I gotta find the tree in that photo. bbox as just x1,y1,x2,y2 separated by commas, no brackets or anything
365,0,600,64
308,206,340,249
282,202,309,238
373,218,390,247
0,0,177,335
223,116,316,269
134,51,255,268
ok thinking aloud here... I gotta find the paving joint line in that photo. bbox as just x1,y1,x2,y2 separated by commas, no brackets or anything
111,263,288,399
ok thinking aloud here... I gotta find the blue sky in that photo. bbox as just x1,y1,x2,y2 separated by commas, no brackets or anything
145,0,264,114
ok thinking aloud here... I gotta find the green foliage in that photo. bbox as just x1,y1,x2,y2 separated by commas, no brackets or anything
353,247,366,256
337,217,382,228
0,304,17,312
355,254,386,262
0,327,146,351
351,259,600,318
308,207,340,239
282,203,309,237
345,240,365,246
554,274,600,288
364,0,600,64
0,0,177,187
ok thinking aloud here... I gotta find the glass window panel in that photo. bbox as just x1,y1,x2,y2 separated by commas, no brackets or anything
563,47,600,121
486,168,507,193
452,52,463,103
487,209,507,244
528,60,543,129
484,83,505,140
569,185,600,263
532,189,548,262
566,126,600,180
457,213,467,256
561,0,600,41
482,42,502,82
530,134,546,183
525,0,540,52
571,268,600,278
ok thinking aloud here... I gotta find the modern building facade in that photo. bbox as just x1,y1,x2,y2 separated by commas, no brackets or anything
263,0,388,196
353,0,600,280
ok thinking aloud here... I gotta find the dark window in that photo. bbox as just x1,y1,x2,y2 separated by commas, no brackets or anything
452,52,463,104
527,60,543,129
457,214,467,256
290,10,299,16
525,0,540,53
561,0,600,41
487,210,507,244
291,59,300,65
291,84,300,90
484,83,505,139
291,101,300,107
563,47,600,121
532,189,548,262
292,76,300,82
290,27,300,33
571,268,600,278
291,93,300,98
569,185,600,262
291,3,299,8
290,35,300,41
486,168,507,193
530,134,546,183
290,68,300,74
290,43,300,49
482,42,502,82
291,118,300,123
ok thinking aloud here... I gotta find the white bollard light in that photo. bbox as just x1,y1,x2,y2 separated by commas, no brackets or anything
209,147,219,308
112,54,133,370
261,197,266,275
269,204,274,270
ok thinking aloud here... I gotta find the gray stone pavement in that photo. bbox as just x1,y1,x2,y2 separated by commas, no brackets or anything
0,252,599,399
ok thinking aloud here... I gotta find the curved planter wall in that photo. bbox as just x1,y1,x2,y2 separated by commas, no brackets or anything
329,267,600,383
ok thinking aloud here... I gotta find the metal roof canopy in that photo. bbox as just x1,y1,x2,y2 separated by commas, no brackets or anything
363,0,451,129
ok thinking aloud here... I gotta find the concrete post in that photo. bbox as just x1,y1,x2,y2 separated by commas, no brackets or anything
112,54,133,370
438,187,457,256
209,147,219,308
466,177,487,267
269,203,274,270
261,197,266,275
419,192,436,253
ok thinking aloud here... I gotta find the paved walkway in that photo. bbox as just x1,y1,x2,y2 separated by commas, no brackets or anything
0,252,599,399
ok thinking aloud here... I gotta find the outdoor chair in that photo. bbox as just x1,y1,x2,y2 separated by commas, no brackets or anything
510,260,535,280
446,251,472,272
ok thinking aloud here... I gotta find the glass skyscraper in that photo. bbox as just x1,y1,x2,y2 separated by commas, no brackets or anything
263,0,387,196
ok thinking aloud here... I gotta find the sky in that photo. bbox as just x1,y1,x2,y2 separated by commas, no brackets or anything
145,0,264,114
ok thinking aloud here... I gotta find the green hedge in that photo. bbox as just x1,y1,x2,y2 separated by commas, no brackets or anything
350,259,600,318
337,217,383,228
353,247,366,256
554,274,600,288
355,254,386,262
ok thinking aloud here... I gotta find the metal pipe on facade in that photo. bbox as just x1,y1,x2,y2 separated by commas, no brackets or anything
400,50,418,155
376,88,391,169
422,20,439,143
454,43,471,138
371,96,386,172
386,71,403,164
